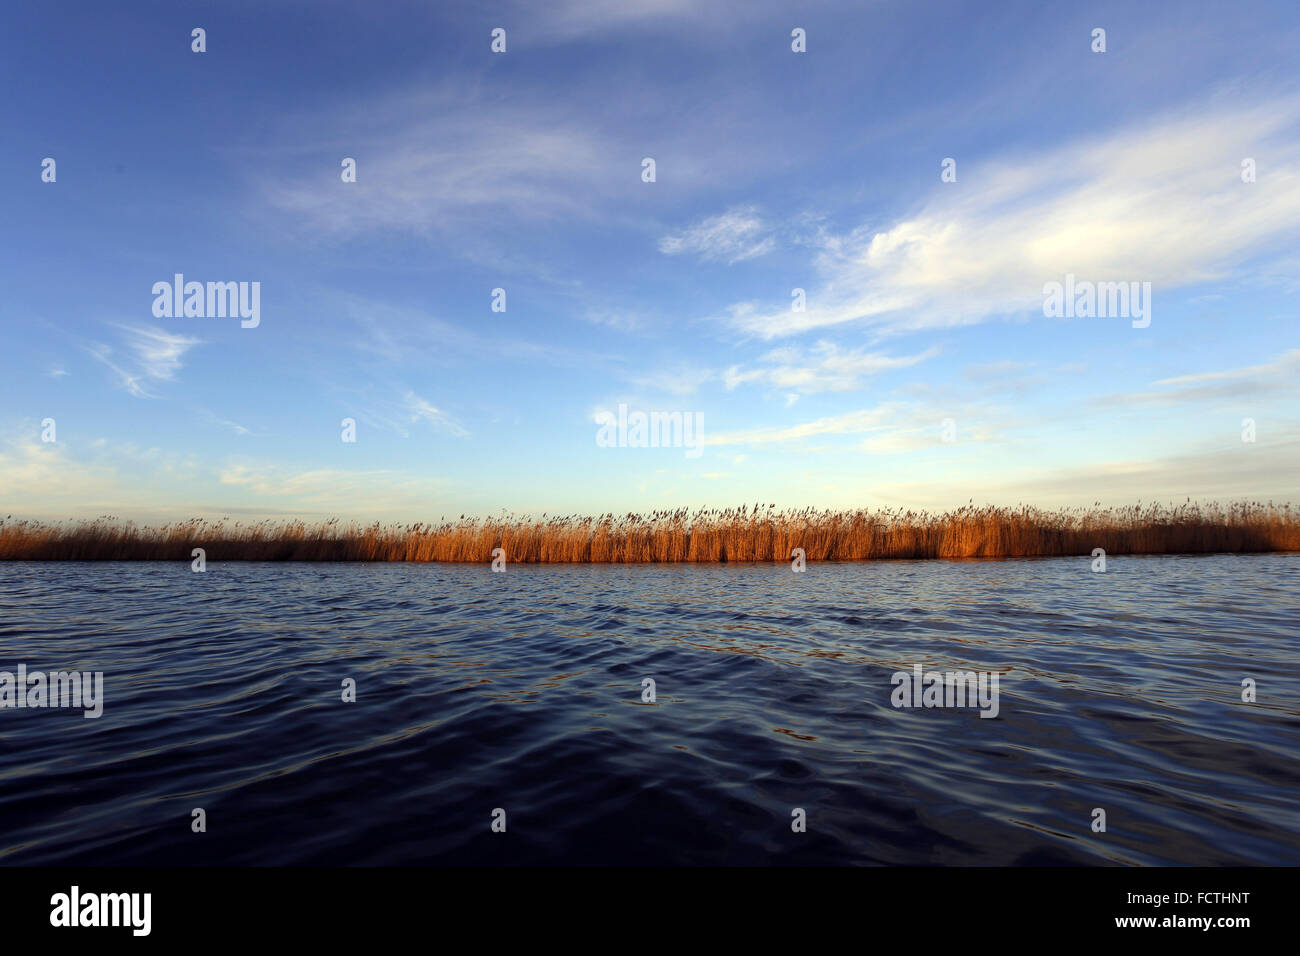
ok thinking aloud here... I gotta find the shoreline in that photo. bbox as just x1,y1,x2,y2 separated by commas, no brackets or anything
3,502,1296,562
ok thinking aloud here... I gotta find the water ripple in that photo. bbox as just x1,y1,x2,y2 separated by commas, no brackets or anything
0,555,1296,865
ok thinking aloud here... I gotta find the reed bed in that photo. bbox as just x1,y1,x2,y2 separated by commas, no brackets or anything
1,502,1297,562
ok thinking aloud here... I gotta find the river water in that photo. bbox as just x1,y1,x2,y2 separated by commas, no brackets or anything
1,555,1296,865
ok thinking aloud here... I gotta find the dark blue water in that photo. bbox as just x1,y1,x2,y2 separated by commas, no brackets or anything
1,555,1296,865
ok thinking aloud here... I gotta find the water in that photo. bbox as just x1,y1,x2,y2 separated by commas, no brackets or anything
0,555,1296,866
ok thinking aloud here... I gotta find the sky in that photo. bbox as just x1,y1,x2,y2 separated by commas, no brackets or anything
2,0,1298,523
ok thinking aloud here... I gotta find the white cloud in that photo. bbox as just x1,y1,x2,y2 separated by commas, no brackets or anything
659,205,775,264
629,365,714,395
507,0,817,43
218,463,421,501
0,438,122,504
1099,348,1300,408
722,96,1300,338
867,437,1300,509
336,293,616,370
259,90,617,237
403,391,468,437
705,403,905,447
255,73,806,243
119,325,202,381
860,423,997,455
84,325,202,398
85,343,152,398
1154,348,1300,386
704,395,1017,451
516,0,698,39
0,426,458,520
724,341,939,394
582,309,649,334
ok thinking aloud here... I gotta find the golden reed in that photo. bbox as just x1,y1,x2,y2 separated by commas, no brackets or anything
1,502,1297,562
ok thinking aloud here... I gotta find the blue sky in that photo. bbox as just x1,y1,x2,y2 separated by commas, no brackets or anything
2,0,1298,522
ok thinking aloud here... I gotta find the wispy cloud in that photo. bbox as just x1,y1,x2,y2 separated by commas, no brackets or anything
257,89,617,237
84,325,202,398
1098,348,1300,408
722,96,1300,339
1154,348,1300,386
659,205,775,264
705,404,905,447
0,436,121,504
629,364,715,395
509,0,699,40
403,391,468,437
0,431,200,518
337,293,616,370
705,399,1010,453
215,459,457,514
210,414,254,437
119,325,202,381
505,0,820,43
84,344,149,398
253,69,805,244
724,342,940,394
868,437,1300,509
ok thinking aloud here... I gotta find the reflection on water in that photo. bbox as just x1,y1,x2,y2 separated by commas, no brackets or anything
0,555,1296,865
